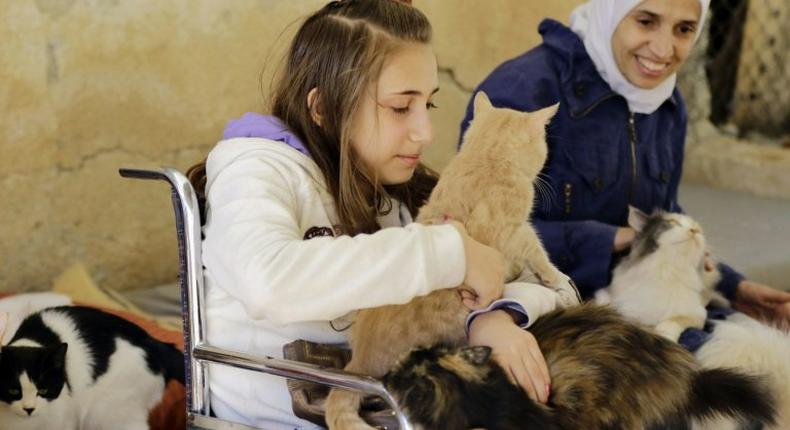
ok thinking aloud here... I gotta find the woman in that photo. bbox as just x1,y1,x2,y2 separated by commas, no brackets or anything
461,0,790,330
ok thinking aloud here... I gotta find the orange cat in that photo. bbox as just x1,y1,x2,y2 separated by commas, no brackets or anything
325,92,580,430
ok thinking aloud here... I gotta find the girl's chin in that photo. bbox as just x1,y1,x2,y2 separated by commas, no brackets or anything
380,170,416,185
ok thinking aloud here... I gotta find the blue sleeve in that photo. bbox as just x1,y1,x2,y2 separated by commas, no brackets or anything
532,218,618,299
716,262,744,301
678,327,710,352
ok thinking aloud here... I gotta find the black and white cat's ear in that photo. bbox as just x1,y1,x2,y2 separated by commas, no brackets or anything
47,342,68,367
473,91,493,115
627,205,650,232
460,346,492,365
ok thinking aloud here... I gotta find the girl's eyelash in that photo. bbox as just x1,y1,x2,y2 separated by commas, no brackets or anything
392,101,438,114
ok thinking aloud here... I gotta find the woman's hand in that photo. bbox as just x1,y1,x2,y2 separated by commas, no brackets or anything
613,227,636,253
734,280,790,325
450,221,505,310
468,310,551,404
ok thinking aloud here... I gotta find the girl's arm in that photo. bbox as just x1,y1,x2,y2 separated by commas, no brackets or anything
203,156,466,325
465,281,560,332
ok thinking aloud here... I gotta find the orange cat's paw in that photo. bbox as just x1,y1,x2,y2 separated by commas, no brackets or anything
551,273,582,307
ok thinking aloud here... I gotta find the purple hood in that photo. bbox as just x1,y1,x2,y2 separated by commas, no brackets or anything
223,113,310,158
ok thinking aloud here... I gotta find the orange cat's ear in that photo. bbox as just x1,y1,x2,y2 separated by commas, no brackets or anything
533,103,560,125
473,91,493,116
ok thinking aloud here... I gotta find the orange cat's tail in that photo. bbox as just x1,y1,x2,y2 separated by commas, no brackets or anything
325,388,377,430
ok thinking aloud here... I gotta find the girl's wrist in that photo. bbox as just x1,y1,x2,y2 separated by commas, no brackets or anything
469,309,511,331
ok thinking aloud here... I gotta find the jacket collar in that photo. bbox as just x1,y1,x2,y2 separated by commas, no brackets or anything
538,19,679,117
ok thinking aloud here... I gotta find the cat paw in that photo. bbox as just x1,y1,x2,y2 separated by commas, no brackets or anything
551,274,582,307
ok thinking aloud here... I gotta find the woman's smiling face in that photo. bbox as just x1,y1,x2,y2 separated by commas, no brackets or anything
611,0,701,89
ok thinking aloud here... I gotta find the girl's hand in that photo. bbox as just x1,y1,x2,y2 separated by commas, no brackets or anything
734,280,790,325
450,222,505,310
468,310,551,404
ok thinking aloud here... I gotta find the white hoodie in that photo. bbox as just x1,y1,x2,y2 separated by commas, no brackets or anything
202,137,466,429
201,137,559,429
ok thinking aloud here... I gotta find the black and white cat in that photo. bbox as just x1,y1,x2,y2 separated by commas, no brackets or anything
596,206,711,341
597,207,790,430
0,305,184,430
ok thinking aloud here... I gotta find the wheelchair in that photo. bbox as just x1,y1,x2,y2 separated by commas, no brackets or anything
119,167,412,430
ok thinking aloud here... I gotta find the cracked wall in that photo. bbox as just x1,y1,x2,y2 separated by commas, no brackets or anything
0,0,582,293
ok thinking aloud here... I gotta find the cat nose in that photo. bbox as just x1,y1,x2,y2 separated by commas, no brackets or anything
23,407,35,415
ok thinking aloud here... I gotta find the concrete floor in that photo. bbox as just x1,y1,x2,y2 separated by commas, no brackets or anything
680,181,790,291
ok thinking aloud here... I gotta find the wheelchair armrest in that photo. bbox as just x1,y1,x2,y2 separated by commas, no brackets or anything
193,344,412,430
119,167,170,181
193,345,381,393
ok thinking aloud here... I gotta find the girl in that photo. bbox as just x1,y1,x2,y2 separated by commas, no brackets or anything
461,0,790,331
189,1,550,428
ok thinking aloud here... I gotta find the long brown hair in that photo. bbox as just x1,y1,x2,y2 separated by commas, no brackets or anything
188,0,437,235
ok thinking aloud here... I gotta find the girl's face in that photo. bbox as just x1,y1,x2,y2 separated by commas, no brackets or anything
611,0,701,89
351,43,438,185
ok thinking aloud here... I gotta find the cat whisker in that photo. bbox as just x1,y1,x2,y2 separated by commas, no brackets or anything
534,176,555,211
539,187,552,211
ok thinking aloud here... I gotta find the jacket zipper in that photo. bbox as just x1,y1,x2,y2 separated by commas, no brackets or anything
627,112,638,203
564,182,573,215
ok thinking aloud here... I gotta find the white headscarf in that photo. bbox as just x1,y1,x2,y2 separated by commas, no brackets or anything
570,0,710,114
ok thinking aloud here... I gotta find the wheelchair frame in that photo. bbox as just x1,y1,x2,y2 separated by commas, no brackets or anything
119,167,412,430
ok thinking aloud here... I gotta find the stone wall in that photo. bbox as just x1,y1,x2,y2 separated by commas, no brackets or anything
731,0,789,135
677,4,790,200
0,0,583,293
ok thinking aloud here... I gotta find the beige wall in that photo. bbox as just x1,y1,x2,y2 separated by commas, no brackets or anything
0,1,583,293
418,0,582,170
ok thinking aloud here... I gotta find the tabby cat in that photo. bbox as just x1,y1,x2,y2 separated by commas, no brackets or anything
0,306,184,430
384,303,776,430
325,92,580,429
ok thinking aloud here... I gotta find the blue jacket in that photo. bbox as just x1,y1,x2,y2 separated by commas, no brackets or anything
460,19,743,300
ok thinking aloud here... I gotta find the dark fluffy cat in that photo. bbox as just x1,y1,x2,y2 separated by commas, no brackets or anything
0,305,184,430
383,303,776,430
